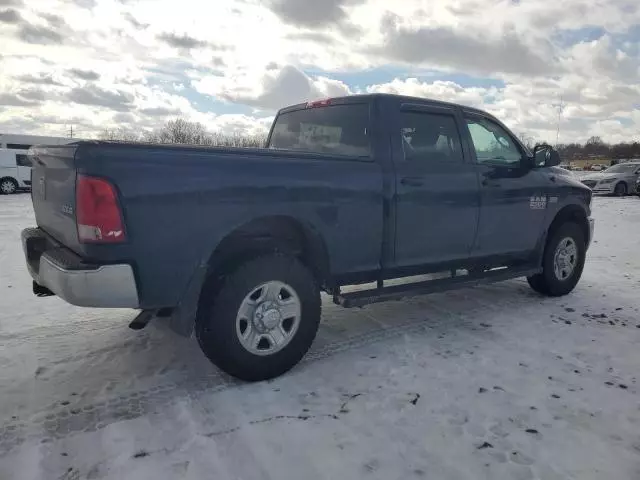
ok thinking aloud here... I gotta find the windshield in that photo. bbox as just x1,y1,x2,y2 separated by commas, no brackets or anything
604,163,640,173
268,104,370,157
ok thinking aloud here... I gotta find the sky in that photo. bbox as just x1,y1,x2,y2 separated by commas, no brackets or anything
0,0,639,144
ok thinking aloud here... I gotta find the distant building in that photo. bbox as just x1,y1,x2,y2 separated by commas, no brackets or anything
0,133,85,151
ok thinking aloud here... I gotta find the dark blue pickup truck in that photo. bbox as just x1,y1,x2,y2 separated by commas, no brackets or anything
22,94,594,381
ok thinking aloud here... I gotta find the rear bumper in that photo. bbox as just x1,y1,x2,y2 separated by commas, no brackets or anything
21,228,139,308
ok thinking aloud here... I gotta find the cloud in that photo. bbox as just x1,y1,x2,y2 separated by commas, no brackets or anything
157,32,209,49
372,13,556,77
62,0,96,8
15,73,64,86
40,13,66,28
68,68,100,81
0,8,21,23
0,93,41,106
0,0,23,6
139,106,181,116
66,85,134,112
122,12,148,29
194,65,351,110
18,24,64,44
268,0,365,32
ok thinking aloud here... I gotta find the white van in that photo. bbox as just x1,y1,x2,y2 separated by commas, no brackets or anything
0,149,32,194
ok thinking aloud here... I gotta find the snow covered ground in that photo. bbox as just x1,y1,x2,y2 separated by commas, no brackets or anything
1,193,639,480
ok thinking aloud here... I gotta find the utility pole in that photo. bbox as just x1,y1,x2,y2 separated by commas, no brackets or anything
69,125,74,139
554,96,565,147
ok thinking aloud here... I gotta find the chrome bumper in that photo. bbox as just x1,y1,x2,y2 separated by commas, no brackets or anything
22,228,139,308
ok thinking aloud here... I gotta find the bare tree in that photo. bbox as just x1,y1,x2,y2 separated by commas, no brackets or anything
99,117,267,148
98,128,141,142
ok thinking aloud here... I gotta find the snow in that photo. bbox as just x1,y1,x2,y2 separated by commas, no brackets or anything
1,193,640,480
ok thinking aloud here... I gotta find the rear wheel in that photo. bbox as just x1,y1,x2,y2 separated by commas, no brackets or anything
614,182,627,196
196,254,321,381
0,178,18,195
527,222,586,297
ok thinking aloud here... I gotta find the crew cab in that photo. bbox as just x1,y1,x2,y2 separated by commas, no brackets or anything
21,94,594,381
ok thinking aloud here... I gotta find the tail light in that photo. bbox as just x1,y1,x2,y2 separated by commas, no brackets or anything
76,174,126,243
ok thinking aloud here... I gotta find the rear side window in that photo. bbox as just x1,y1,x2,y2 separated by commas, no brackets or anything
401,111,463,163
268,104,370,157
16,154,32,167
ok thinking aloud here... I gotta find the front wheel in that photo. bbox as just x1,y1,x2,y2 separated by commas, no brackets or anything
527,222,586,297
196,254,321,381
614,182,627,196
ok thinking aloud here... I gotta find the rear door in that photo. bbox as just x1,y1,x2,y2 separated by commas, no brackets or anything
462,112,549,257
392,103,480,267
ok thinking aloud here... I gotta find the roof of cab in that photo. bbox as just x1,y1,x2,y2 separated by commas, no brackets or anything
277,93,490,117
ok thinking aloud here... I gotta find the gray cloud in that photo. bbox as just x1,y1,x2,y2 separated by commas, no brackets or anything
113,112,136,123
0,0,24,6
123,12,148,29
15,73,64,86
0,8,20,23
18,24,64,44
373,14,556,76
0,93,41,106
268,0,365,29
16,88,47,101
157,32,208,49
69,68,100,81
40,13,66,28
286,31,336,44
139,106,181,116
66,85,134,112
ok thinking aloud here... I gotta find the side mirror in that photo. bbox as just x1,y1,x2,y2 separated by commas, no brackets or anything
533,144,560,168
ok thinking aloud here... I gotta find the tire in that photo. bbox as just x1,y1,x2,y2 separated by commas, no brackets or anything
196,254,321,381
613,182,627,196
526,222,586,297
0,177,18,195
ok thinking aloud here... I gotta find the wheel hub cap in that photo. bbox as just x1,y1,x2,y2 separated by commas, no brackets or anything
553,237,577,280
254,302,282,332
236,281,301,356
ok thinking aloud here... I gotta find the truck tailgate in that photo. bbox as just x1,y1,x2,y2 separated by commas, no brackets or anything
29,145,81,252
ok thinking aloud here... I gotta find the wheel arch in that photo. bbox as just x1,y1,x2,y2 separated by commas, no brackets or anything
204,215,331,289
539,204,590,261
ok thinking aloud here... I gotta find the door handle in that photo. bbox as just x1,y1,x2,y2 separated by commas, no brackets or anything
400,177,424,187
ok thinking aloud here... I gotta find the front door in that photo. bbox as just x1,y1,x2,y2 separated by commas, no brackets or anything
463,113,549,258
393,105,480,268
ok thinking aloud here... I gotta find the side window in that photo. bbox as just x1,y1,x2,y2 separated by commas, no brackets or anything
465,117,522,166
16,154,32,167
400,111,463,163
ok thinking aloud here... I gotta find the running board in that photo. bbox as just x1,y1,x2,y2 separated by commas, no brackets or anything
334,266,542,308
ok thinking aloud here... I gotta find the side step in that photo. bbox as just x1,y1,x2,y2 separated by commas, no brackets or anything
334,266,542,308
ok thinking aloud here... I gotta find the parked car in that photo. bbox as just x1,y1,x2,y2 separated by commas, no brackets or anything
580,161,640,196
589,164,606,171
0,149,32,194
21,94,594,381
